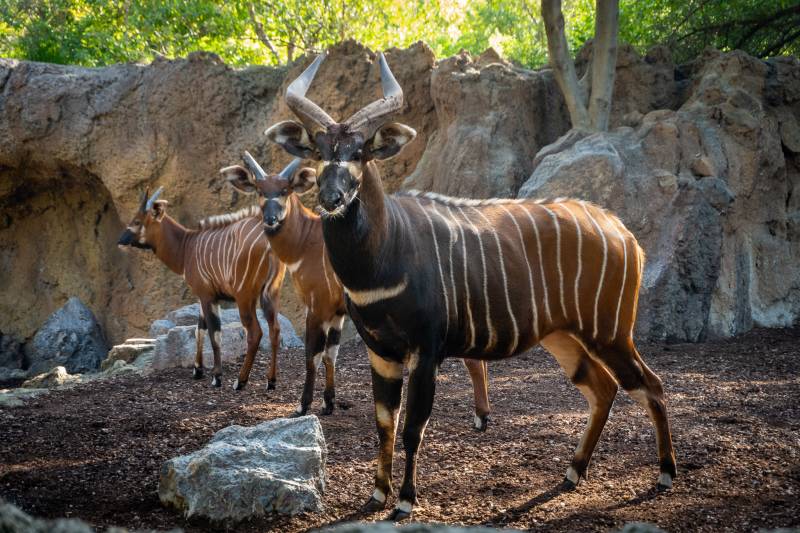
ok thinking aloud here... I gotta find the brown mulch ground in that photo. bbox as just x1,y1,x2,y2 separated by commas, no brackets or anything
1,327,799,532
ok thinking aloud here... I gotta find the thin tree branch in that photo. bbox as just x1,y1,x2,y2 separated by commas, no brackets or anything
247,3,281,63
541,0,590,130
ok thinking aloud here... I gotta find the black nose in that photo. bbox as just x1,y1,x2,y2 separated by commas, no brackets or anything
264,215,279,226
320,190,343,211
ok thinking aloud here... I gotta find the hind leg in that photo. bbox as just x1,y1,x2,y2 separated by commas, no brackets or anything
541,331,618,487
463,358,490,431
595,338,677,489
260,292,281,390
193,305,206,379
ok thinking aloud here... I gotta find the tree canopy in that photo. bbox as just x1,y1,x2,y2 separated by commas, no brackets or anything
0,0,797,68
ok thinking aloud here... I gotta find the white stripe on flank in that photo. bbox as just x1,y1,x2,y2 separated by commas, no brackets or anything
601,211,628,341
471,206,518,354
252,243,268,293
457,206,496,351
416,199,450,337
542,205,567,319
499,204,538,340
430,203,459,323
581,202,608,339
238,224,263,292
198,231,214,286
559,204,584,332
522,206,552,324
447,205,476,350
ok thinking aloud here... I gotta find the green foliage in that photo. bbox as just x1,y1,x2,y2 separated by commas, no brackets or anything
0,0,797,68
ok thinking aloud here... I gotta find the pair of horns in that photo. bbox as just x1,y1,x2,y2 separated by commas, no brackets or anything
243,151,302,182
140,186,163,211
286,51,403,138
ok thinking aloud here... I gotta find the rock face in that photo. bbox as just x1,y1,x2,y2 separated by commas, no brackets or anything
404,51,570,198
1,41,798,345
519,50,800,341
26,297,108,374
159,415,326,520
101,338,155,370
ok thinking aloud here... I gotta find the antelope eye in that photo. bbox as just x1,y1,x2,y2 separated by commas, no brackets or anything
133,221,141,226
281,189,289,196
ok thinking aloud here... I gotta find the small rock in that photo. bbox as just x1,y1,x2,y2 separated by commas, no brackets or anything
22,366,81,389
159,415,326,520
655,170,678,194
690,154,715,177
101,340,155,370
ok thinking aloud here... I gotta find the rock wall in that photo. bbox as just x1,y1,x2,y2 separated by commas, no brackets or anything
1,41,798,344
519,50,800,341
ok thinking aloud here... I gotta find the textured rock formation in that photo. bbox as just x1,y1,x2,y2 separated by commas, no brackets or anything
158,415,326,520
101,338,155,370
26,297,108,374
519,50,800,341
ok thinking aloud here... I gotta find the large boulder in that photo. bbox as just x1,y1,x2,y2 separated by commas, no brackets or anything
159,415,326,520
518,50,800,342
403,50,570,198
0,331,25,369
26,297,108,374
100,338,155,370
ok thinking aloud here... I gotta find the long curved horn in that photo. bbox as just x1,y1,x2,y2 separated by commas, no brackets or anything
286,53,336,133
343,53,403,139
278,157,303,180
144,186,163,211
243,151,268,181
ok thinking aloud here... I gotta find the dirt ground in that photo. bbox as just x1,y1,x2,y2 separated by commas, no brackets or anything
1,327,799,532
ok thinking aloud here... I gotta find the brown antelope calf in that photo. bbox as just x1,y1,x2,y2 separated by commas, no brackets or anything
266,52,676,520
117,188,285,389
220,154,493,425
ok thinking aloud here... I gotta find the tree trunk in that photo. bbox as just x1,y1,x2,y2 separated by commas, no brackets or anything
541,0,590,130
588,0,619,131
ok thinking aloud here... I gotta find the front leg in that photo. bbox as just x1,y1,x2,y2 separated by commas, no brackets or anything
363,349,403,512
193,307,206,379
233,300,262,390
463,358,490,431
321,314,345,415
201,301,223,387
295,315,326,416
388,351,437,521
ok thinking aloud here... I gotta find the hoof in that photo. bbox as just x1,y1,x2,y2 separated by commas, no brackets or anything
362,496,386,513
233,379,247,391
473,413,489,432
192,367,204,379
560,477,577,491
210,375,222,388
656,472,673,491
267,379,276,390
289,406,308,418
319,403,334,416
386,507,411,521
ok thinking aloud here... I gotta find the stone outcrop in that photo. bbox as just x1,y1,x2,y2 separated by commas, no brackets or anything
26,297,108,374
158,415,326,520
1,40,798,345
519,50,800,341
100,338,155,370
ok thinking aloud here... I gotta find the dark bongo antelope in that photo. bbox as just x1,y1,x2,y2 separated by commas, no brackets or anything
220,154,492,424
117,187,285,390
266,52,677,520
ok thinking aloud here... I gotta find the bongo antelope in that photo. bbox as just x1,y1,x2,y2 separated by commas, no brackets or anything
220,154,493,424
266,52,677,521
117,188,285,390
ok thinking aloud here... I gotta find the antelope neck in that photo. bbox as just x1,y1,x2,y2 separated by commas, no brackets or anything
266,195,318,265
153,215,189,275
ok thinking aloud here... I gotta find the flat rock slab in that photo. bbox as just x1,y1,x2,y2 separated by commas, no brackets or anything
158,415,326,521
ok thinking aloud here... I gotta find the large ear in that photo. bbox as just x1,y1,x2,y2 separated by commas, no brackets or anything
220,165,257,194
265,120,319,159
152,200,169,221
367,122,416,160
290,167,317,194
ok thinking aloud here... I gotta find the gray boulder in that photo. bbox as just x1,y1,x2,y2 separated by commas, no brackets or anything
22,366,81,389
101,339,156,370
0,332,25,369
152,324,246,370
26,298,108,375
149,319,176,337
159,415,326,520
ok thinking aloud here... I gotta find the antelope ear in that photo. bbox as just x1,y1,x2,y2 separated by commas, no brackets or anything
367,122,416,160
221,165,256,194
152,200,169,221
291,167,317,194
265,120,319,160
